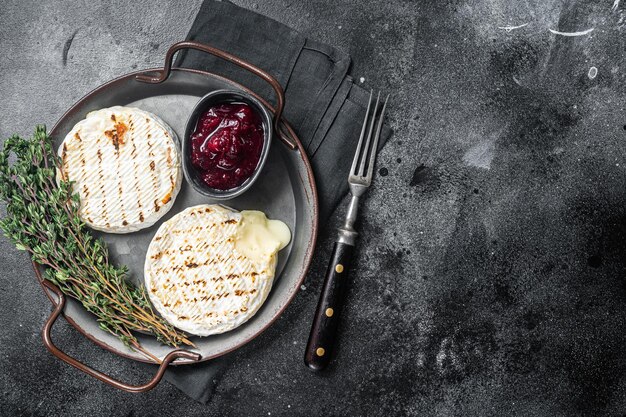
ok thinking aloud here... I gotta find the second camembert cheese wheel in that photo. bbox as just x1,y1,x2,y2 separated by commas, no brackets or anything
144,204,290,336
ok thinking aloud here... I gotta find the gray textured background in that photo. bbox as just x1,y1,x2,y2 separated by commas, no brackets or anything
2,0,626,416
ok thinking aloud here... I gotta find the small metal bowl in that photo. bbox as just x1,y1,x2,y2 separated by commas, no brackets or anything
182,89,273,200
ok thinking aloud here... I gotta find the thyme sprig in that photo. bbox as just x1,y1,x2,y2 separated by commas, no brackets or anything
0,126,193,349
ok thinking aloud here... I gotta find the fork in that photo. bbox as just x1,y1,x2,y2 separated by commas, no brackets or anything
304,91,389,371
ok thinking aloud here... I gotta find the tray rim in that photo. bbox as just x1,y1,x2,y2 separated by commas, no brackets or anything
36,66,319,365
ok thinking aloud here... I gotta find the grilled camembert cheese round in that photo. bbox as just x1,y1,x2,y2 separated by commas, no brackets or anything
59,106,181,233
144,205,290,336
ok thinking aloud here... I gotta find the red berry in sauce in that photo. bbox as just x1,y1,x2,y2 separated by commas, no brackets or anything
190,103,264,190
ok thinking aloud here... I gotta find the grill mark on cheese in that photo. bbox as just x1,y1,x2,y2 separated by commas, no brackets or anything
129,130,143,213
104,121,128,151
163,173,177,205
114,117,127,226
150,241,225,260
152,258,251,278
117,179,127,224
96,143,110,225
162,190,172,205
146,137,161,214
156,271,260,297
170,224,214,234
166,223,219,236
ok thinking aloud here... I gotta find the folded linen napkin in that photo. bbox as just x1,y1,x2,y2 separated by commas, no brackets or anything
158,0,392,402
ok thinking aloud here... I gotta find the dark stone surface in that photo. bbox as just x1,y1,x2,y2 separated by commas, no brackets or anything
2,0,626,415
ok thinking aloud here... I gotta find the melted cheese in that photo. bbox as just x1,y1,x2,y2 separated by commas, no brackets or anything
234,211,291,264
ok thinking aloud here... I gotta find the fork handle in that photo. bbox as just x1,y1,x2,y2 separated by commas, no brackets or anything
304,241,353,371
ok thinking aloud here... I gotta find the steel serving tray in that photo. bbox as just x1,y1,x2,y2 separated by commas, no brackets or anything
33,42,318,392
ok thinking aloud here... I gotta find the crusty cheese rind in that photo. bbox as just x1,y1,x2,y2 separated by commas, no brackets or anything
144,205,276,336
59,106,181,233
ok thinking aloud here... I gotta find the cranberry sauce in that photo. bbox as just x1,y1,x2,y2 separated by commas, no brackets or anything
189,102,264,190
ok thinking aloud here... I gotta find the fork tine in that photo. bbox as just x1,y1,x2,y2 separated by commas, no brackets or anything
357,91,380,177
350,90,373,176
365,94,389,181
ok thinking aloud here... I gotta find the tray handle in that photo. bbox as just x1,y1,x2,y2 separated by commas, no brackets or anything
41,280,201,393
136,40,296,150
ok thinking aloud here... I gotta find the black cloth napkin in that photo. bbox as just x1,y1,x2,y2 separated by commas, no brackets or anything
157,0,392,403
